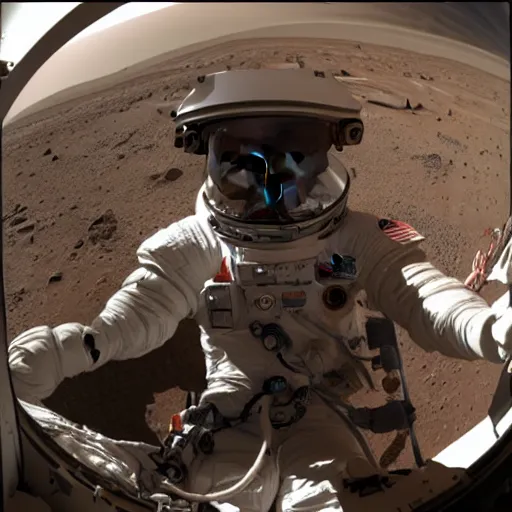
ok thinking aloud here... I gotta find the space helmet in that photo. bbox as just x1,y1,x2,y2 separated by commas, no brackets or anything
172,68,364,245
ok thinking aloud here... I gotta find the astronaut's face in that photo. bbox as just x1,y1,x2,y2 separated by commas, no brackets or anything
204,117,346,223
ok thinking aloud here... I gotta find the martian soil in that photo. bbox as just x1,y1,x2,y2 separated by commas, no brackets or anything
3,36,510,468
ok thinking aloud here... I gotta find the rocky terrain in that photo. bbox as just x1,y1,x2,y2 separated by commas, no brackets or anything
3,36,510,468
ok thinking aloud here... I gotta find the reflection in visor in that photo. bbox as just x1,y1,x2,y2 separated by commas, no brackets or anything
205,118,347,224
243,151,284,209
231,150,309,219
214,148,328,221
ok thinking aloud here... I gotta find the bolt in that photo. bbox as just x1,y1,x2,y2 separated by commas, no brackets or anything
263,335,278,351
257,294,275,311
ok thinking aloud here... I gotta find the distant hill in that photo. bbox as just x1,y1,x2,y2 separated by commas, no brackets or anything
7,2,510,125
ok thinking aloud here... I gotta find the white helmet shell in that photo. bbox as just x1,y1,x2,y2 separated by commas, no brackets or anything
172,68,364,154
172,69,363,246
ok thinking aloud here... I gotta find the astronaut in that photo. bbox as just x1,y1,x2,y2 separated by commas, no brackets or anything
7,69,512,512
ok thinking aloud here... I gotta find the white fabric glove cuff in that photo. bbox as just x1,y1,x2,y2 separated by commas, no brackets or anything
53,323,96,377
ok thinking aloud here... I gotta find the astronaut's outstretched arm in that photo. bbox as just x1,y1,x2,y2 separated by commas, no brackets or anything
345,211,503,363
8,215,222,401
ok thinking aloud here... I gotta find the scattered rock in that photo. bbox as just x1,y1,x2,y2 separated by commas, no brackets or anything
117,154,125,160
411,153,442,171
52,155,59,161
156,108,163,115
420,73,434,81
17,222,35,234
296,55,306,68
22,234,34,245
437,132,461,147
367,92,423,111
436,117,442,122
48,272,63,284
69,252,78,261
164,168,184,182
88,210,118,244
448,109,453,116
113,130,137,149
97,276,107,285
70,205,78,210
9,288,25,306
43,148,52,156
403,71,412,78
163,85,170,91
350,167,357,178
3,204,27,223
340,69,351,77
149,173,162,181
74,239,84,249
10,215,28,227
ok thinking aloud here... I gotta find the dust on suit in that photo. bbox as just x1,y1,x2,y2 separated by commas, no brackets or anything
8,195,506,511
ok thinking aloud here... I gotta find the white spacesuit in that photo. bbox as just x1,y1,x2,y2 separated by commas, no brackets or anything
8,69,511,512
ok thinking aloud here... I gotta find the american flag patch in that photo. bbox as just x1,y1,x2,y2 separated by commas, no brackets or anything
378,218,425,244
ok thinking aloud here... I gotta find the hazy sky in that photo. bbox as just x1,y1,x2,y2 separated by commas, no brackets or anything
3,2,508,125
1,2,178,63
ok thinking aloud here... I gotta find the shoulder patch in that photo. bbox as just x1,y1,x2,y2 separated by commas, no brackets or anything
378,218,425,245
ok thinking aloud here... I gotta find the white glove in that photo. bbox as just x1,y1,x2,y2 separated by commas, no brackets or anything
8,323,96,401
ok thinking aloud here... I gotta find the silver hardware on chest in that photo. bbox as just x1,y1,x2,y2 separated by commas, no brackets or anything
256,294,276,311
236,259,316,286
263,333,280,351
205,285,234,328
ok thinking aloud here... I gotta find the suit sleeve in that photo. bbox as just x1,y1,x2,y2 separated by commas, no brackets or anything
8,214,223,400
340,210,503,363
88,214,223,365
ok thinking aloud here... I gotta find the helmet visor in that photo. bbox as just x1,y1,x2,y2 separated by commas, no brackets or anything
204,117,348,224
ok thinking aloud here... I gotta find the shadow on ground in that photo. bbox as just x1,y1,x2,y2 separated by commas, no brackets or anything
44,319,206,444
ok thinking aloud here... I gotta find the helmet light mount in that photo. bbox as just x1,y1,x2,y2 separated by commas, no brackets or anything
171,68,365,155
